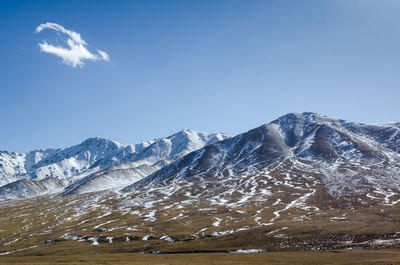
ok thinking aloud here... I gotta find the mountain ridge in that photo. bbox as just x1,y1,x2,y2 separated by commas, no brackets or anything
0,130,230,199
2,112,400,201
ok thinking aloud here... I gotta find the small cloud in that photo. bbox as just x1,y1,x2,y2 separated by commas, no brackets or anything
97,50,110,61
35,22,109,67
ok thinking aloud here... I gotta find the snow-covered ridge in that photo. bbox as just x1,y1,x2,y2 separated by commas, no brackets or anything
0,137,139,187
0,130,230,199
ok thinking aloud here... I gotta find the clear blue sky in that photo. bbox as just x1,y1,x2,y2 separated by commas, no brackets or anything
1,0,400,152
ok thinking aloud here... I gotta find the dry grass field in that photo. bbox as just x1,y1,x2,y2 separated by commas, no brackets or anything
2,249,400,264
1,169,400,264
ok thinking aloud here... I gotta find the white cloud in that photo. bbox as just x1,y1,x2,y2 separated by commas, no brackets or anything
35,22,109,67
97,49,110,61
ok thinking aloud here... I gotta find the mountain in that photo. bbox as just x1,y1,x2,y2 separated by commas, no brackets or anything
123,112,400,199
0,130,230,199
1,112,400,258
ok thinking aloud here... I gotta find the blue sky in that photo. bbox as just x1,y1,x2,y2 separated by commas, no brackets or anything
1,0,400,152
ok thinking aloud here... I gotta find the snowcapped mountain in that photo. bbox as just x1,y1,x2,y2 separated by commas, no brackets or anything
0,137,139,187
2,113,400,256
0,130,230,199
2,112,400,201
123,112,400,199
61,130,229,196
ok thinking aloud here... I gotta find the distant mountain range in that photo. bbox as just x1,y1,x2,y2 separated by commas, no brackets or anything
0,130,229,199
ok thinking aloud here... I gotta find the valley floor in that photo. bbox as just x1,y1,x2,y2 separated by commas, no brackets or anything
1,249,400,264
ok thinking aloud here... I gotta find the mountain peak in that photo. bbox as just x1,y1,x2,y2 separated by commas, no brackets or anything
81,137,112,145
271,112,320,125
80,137,129,150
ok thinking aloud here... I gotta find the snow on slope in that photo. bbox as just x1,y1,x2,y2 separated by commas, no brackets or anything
0,131,230,199
0,152,27,186
0,177,67,200
61,163,163,196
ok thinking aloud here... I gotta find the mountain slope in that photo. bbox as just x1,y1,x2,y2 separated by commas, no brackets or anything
0,177,67,200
